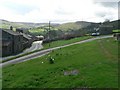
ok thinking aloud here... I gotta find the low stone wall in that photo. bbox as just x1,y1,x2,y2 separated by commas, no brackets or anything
113,33,120,41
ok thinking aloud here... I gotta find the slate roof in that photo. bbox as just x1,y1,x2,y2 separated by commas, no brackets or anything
1,28,21,36
1,28,32,40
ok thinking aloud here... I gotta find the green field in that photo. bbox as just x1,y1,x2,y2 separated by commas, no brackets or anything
2,38,118,88
43,36,92,49
113,30,120,33
29,26,59,36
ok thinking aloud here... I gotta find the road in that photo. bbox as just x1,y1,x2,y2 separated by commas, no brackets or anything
1,40,43,62
23,41,43,53
1,35,112,67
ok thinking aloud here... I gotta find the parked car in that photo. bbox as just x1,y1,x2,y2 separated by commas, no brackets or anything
91,32,100,36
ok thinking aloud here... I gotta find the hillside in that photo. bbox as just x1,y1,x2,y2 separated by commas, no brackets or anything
0,19,98,31
1,19,119,30
28,21,97,35
106,20,120,30
55,20,120,31
1,19,119,37
0,19,59,29
55,21,94,31
3,38,118,88
0,19,32,29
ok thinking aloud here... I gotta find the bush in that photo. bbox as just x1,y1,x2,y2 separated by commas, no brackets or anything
47,56,54,64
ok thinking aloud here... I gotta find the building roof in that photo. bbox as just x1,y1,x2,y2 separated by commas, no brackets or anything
1,28,21,36
22,33,31,40
36,35,44,38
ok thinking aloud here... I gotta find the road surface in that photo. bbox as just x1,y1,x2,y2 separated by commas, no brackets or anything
23,41,43,53
1,40,43,62
1,35,112,67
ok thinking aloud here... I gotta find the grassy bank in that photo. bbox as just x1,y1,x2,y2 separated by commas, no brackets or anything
3,36,92,63
43,36,92,49
2,37,118,88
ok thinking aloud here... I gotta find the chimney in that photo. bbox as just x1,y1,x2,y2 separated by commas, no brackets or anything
10,26,13,30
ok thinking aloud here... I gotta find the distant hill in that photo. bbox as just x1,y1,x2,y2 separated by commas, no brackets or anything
1,19,119,34
0,19,97,31
106,20,120,30
0,19,59,29
55,21,97,31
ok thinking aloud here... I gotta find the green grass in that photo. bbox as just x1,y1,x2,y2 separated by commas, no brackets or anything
2,37,118,88
29,28,44,33
113,30,120,33
29,26,59,35
43,36,92,49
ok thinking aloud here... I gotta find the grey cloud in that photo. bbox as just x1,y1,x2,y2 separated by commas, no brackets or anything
100,2,117,8
95,11,114,18
94,1,118,20
95,2,118,8
95,12,106,17
95,10,116,21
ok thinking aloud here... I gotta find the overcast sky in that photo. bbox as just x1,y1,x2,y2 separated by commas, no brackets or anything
0,0,119,23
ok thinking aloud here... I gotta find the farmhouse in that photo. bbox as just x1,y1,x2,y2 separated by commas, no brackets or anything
22,33,33,49
1,28,33,57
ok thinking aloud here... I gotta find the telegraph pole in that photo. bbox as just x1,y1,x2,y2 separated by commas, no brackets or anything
48,21,51,47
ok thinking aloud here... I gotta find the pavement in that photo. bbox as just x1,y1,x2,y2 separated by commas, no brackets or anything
1,35,112,67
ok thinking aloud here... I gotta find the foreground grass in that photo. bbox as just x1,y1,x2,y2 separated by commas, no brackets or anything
2,38,118,88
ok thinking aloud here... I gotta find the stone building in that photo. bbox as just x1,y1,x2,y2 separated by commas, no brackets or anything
1,28,32,57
